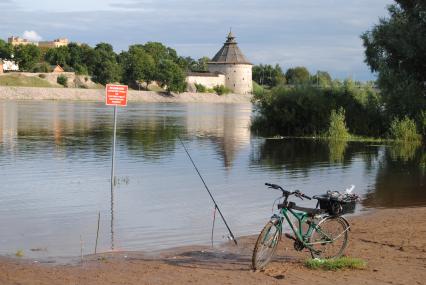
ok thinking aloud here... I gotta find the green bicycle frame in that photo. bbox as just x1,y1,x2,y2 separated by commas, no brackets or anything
271,207,326,253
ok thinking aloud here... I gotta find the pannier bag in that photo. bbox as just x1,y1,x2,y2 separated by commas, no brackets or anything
316,191,359,215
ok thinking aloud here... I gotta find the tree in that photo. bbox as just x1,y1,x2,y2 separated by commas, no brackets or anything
66,43,91,74
13,44,41,71
253,64,285,87
120,45,155,88
194,56,210,72
312,71,332,87
361,0,426,135
177,56,196,72
143,42,176,64
91,43,121,85
285,66,310,85
45,46,70,67
157,59,186,93
0,39,12,59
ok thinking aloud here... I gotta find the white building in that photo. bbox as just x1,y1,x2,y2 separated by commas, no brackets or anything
1,59,19,72
186,31,253,95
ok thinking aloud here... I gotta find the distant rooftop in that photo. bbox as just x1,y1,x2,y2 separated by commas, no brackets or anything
210,31,252,65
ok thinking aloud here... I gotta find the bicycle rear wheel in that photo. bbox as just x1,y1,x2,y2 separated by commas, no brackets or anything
252,221,281,270
309,216,349,259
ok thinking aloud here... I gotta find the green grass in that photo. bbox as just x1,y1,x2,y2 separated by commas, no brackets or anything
304,257,367,271
0,74,53,88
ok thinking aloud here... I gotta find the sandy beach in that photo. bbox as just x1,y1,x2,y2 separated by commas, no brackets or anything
0,86,253,104
0,207,425,285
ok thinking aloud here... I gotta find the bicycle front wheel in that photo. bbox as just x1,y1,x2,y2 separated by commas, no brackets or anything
309,216,349,259
251,221,281,270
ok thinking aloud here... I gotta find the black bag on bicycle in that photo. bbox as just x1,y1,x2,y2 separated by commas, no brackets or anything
315,191,358,215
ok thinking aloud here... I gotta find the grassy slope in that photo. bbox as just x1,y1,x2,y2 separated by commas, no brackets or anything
0,74,53,88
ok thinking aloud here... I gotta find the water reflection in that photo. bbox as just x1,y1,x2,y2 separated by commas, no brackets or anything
250,138,374,172
363,143,425,208
388,141,423,162
327,139,348,163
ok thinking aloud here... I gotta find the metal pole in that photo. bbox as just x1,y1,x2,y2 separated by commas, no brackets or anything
110,105,117,250
95,211,100,254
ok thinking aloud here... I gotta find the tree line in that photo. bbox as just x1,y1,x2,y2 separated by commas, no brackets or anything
0,40,209,92
252,0,425,141
253,65,334,88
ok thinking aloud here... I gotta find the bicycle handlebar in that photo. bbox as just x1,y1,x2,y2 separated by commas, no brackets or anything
265,182,311,200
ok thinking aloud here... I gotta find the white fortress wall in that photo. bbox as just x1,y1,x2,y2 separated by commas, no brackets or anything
185,74,225,89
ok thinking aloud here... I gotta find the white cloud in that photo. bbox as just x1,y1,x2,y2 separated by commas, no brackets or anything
22,30,42,41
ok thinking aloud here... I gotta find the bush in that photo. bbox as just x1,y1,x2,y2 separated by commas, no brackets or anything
57,75,68,87
32,62,50,73
194,83,207,93
38,74,46,79
389,116,421,142
74,64,89,75
418,111,426,138
327,108,350,140
251,84,385,137
213,84,231,95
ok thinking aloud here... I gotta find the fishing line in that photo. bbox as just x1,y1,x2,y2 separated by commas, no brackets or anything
211,205,217,248
178,136,238,246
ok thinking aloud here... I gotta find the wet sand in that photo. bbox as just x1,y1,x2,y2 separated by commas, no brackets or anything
1,207,425,285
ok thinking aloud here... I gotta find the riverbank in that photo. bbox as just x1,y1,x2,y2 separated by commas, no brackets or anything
0,86,252,104
0,207,424,285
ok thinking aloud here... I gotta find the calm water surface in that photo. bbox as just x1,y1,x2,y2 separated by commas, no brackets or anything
0,100,424,260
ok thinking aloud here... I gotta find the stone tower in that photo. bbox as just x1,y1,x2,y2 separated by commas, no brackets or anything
208,31,253,95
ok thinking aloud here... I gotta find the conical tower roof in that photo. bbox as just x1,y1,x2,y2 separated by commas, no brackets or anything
210,32,252,65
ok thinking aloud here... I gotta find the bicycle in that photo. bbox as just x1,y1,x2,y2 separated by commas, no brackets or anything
252,183,352,270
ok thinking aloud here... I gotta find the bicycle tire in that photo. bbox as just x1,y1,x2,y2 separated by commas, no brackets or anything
309,216,349,259
251,221,281,270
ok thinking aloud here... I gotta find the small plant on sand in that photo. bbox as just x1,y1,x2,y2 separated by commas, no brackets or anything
57,75,68,87
389,116,421,142
304,257,367,271
15,249,24,257
194,83,207,93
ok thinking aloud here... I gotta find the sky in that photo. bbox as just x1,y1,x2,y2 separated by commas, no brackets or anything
0,0,394,80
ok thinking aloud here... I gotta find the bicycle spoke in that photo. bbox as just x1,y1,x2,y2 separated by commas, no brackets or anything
308,217,349,259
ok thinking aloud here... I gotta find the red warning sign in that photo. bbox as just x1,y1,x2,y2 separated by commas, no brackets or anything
106,84,128,106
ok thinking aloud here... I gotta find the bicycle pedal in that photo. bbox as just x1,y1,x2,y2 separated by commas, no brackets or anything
284,233,296,241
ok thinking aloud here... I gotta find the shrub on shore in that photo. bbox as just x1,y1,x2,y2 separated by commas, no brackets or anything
389,117,421,142
327,108,350,140
213,84,231,95
195,83,207,93
251,82,384,138
57,75,68,87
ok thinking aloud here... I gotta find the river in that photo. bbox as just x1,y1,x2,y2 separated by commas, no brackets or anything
0,100,424,260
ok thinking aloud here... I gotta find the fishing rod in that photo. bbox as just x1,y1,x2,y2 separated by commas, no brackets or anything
178,136,238,246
